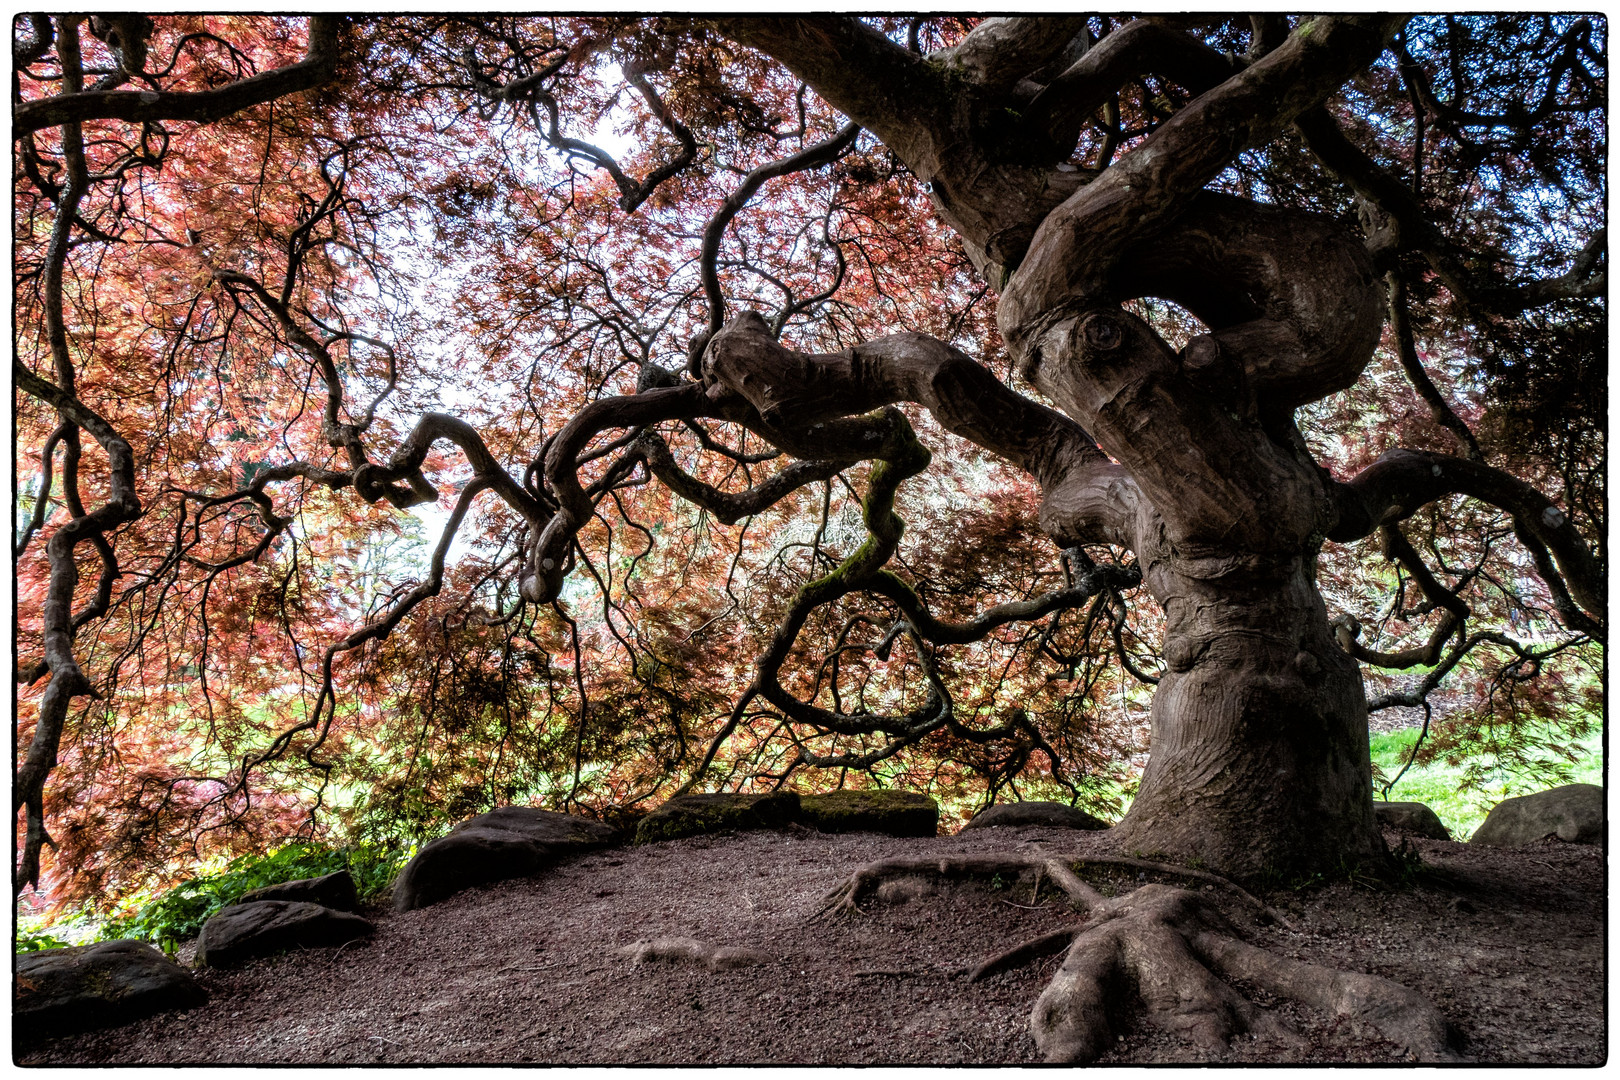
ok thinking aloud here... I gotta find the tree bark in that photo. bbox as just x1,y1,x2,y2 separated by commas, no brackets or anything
1111,545,1382,876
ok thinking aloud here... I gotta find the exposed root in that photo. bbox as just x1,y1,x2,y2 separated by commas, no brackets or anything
1032,884,1456,1063
818,852,1456,1063
961,925,1081,983
815,853,1102,919
1195,932,1455,1061
619,936,771,971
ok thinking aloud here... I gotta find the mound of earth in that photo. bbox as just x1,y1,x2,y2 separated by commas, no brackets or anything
18,827,1603,1065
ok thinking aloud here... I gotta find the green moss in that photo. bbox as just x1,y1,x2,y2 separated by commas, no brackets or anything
798,790,939,837
633,792,801,845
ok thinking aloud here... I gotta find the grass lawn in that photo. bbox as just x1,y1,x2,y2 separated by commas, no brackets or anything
1371,725,1604,841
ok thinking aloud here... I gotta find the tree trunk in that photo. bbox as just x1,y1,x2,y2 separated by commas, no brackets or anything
1111,544,1384,879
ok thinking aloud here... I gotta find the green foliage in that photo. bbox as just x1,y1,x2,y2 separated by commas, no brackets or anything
91,842,408,955
15,927,75,953
1371,723,1602,840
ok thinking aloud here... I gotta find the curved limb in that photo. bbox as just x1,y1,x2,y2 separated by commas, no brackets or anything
13,366,143,890
1329,448,1604,636
16,16,341,137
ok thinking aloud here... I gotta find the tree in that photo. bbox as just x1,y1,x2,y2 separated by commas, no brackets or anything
14,16,1604,1060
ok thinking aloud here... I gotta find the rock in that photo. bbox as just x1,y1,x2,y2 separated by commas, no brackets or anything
633,791,801,845
798,790,938,837
619,936,772,970
1470,783,1603,847
237,869,358,911
197,901,372,968
393,806,621,911
1374,801,1451,841
963,801,1110,832
16,939,206,1039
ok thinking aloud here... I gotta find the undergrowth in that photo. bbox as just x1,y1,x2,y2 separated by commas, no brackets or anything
1371,723,1602,840
18,842,410,955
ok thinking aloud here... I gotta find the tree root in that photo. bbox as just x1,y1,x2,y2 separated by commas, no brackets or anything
819,854,1457,1063
1034,884,1455,1062
619,936,772,971
961,925,1081,983
816,851,1289,926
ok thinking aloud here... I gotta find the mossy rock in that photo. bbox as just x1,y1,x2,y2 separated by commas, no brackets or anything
798,790,938,837
634,791,801,844
1373,801,1451,841
963,801,1110,832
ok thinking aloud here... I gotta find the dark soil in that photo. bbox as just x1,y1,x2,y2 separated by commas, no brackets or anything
17,826,1605,1065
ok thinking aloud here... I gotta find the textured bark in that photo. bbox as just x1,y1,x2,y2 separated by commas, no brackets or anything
1110,550,1382,875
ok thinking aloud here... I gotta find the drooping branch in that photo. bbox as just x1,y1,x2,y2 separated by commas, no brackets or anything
635,430,843,525
14,364,144,890
1385,272,1483,459
1330,449,1604,637
15,16,342,137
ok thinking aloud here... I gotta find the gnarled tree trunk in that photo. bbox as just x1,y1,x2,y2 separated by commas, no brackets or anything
1117,547,1380,875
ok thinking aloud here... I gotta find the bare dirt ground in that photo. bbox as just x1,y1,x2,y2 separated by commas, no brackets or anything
18,824,1605,1065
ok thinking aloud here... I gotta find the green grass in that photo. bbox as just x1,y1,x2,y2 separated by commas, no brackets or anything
1371,725,1603,841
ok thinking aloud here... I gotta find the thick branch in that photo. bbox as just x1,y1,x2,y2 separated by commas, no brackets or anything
1002,15,1406,345
1025,20,1242,152
934,17,1093,95
14,16,341,137
701,310,1135,549
707,18,942,170
1331,449,1604,635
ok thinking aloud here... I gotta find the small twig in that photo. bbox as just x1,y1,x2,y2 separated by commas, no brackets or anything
852,968,916,978
998,898,1050,910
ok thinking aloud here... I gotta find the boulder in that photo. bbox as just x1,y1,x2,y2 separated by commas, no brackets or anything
16,939,206,1039
236,868,358,911
798,790,938,837
634,791,801,845
393,806,621,911
1374,801,1451,840
196,901,372,968
1470,783,1604,847
963,801,1110,832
